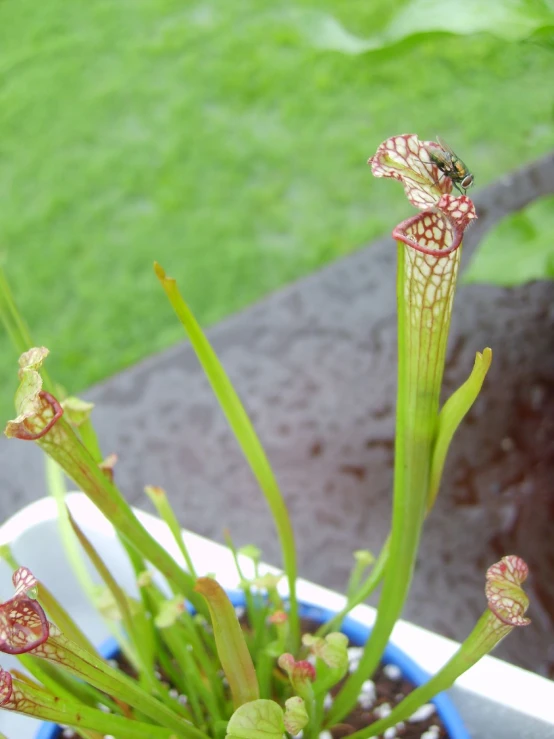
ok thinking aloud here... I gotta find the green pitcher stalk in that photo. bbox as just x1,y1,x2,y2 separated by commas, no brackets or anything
327,135,477,724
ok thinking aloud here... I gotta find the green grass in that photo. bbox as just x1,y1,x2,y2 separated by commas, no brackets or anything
1,1,553,417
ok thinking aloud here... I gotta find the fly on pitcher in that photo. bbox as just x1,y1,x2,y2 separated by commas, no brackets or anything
425,136,474,195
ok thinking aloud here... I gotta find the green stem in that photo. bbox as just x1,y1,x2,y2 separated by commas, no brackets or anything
155,262,299,650
7,678,199,739
78,417,104,464
347,608,515,738
37,415,206,616
35,633,192,736
67,509,158,692
327,241,461,725
319,346,491,639
223,531,257,644
141,580,226,721
316,543,388,638
0,543,98,656
17,655,119,715
46,456,137,663
145,485,197,579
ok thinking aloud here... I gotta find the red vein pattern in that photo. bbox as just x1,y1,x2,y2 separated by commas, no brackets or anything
486,555,531,627
0,568,49,655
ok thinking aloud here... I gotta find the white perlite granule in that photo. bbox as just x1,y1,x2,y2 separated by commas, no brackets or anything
374,701,392,719
361,679,376,698
323,692,333,710
383,727,397,739
348,646,364,661
357,678,377,709
408,703,436,722
421,726,440,739
319,732,333,739
383,663,402,680
347,646,363,671
358,691,375,710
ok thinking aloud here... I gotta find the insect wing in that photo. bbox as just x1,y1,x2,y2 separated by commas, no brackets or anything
435,135,457,156
424,142,451,169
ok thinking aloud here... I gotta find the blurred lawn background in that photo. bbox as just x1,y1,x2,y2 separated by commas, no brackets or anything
1,1,553,416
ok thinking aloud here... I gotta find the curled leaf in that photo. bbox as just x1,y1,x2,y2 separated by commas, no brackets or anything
13,567,39,598
268,610,287,625
238,545,262,563
353,550,375,566
154,597,186,629
18,347,49,374
99,453,118,482
5,389,64,441
0,668,13,706
392,198,475,257
370,134,451,209
61,396,95,427
486,555,530,627
225,699,284,739
302,632,348,671
283,696,308,735
0,568,49,655
277,653,315,703
5,348,64,441
278,654,315,684
195,577,259,708
251,573,283,591
369,134,477,257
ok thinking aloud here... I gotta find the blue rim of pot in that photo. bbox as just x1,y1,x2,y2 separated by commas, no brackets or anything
36,593,469,739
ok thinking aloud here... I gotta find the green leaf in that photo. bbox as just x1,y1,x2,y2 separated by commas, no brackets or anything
5,348,45,430
238,545,262,563
61,396,94,427
67,509,157,686
154,595,186,629
382,0,553,42
283,696,308,735
291,1,554,56
144,485,197,578
429,348,492,508
31,631,196,737
303,633,348,671
155,263,299,650
225,699,284,739
463,196,554,286
195,577,259,709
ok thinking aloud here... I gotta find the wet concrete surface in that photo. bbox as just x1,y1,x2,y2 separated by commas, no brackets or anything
0,153,553,679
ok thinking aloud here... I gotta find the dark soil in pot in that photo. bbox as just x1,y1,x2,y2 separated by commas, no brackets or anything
54,617,450,739
55,662,448,738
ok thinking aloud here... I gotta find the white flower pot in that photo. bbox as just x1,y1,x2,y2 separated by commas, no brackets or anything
0,494,552,738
